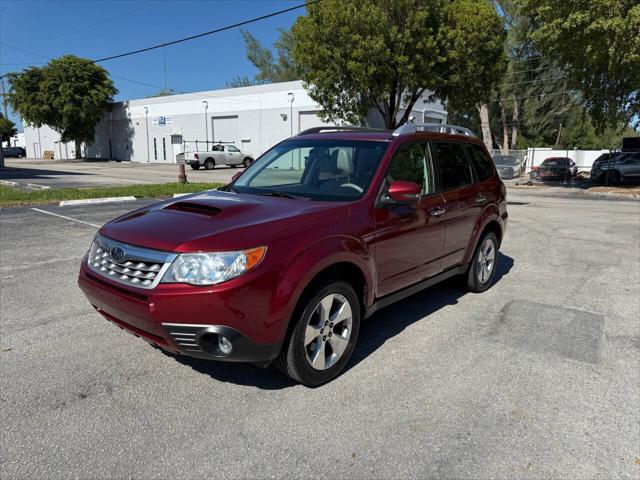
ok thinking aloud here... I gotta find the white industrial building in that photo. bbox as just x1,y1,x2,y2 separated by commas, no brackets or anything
22,80,447,162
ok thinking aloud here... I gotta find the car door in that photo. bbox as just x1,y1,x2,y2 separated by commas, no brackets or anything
227,145,243,165
431,141,482,269
373,142,446,297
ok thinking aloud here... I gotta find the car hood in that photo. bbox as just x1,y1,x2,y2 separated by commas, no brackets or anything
99,190,348,252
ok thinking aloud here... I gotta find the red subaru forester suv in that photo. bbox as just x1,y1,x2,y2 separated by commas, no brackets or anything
78,124,507,386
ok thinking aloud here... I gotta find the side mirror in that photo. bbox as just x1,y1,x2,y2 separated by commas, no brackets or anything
384,180,421,204
231,171,242,182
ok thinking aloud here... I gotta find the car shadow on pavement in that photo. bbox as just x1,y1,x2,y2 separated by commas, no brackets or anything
0,166,93,180
162,252,514,390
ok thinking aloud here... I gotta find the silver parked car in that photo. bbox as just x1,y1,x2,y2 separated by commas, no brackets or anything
492,155,526,179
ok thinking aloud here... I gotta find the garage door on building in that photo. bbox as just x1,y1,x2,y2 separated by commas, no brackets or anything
298,111,328,133
212,116,238,144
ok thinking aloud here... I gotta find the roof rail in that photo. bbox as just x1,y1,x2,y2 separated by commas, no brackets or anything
297,126,389,136
392,123,476,137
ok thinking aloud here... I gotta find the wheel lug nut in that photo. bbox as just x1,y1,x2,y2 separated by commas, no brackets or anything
322,335,326,341
325,321,328,326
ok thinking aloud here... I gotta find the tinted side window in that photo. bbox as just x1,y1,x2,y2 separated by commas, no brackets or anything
466,144,495,181
432,142,473,190
387,143,433,194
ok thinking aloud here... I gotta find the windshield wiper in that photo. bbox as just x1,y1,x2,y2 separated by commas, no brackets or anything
258,191,298,199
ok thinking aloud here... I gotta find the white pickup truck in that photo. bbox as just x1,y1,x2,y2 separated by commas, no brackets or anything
184,144,254,170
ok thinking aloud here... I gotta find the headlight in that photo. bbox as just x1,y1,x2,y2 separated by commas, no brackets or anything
162,247,266,285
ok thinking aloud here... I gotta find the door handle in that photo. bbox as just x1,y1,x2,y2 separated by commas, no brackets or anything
475,195,487,204
430,206,446,217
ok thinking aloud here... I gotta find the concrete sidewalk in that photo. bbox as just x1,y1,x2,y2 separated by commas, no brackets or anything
0,158,237,188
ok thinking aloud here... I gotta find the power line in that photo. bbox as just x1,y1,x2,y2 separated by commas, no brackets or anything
0,42,179,95
505,65,563,76
92,1,321,63
501,75,567,87
488,90,579,103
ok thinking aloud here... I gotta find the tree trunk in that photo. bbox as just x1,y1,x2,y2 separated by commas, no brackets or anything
555,121,563,147
500,105,509,154
477,103,493,151
75,139,82,159
510,98,519,150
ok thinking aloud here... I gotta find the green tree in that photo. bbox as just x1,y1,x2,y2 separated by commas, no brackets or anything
521,0,640,130
0,114,17,145
291,0,506,131
7,55,117,159
226,29,300,88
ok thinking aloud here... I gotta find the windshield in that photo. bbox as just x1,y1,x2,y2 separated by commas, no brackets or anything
233,140,389,201
493,156,520,165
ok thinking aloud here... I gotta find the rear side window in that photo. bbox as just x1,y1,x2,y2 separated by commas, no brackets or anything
432,142,473,190
466,144,495,181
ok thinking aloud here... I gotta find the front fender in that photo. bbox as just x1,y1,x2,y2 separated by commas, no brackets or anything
276,235,375,339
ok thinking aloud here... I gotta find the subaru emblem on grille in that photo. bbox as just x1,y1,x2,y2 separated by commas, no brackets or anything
111,247,126,263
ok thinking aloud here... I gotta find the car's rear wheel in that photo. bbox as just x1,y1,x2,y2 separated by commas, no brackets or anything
204,158,215,170
466,232,498,293
243,158,252,168
276,281,360,386
190,164,200,170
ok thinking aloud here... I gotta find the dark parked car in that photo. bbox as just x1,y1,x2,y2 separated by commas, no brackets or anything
590,151,640,184
493,155,526,179
78,124,508,386
2,146,26,158
531,157,577,181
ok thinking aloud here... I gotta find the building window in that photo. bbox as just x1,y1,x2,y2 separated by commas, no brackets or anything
162,138,166,161
153,138,157,161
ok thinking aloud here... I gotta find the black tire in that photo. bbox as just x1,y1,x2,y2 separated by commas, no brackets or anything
275,280,360,386
612,171,622,184
204,158,215,170
190,164,200,170
243,158,252,168
17,154,23,159
465,232,499,293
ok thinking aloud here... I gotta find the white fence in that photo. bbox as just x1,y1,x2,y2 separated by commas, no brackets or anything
491,148,610,173
525,148,608,172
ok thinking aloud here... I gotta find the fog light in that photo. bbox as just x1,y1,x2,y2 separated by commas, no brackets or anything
218,336,233,355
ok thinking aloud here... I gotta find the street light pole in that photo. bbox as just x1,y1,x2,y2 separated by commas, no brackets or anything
287,92,295,137
144,107,150,163
203,101,209,148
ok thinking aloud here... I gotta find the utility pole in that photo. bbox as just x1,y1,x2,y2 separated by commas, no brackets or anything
1,76,8,118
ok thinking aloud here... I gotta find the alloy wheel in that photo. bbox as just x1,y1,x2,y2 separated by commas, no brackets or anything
477,237,496,284
304,293,353,370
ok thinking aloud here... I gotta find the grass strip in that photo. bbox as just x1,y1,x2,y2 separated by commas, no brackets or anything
0,183,224,207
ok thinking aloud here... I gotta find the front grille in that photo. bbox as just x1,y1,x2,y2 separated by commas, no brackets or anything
87,234,176,289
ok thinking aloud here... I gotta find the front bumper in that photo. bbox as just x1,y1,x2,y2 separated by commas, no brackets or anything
78,264,282,363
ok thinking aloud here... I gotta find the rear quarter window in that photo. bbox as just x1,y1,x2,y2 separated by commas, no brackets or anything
466,144,495,181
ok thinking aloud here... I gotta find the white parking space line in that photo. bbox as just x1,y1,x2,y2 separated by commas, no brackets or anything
30,208,101,228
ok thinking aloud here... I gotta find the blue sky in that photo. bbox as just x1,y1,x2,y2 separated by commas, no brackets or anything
0,0,304,129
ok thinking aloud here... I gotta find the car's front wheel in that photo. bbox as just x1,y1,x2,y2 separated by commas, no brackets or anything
466,232,499,293
204,158,215,170
276,281,360,386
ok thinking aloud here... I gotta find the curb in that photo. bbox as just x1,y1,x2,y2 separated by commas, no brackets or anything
0,180,19,187
26,183,51,190
59,196,137,207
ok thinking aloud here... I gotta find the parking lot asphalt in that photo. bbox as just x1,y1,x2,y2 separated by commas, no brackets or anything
1,190,638,479
0,158,237,188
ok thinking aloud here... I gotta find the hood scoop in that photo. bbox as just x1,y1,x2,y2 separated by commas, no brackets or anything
164,201,222,217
